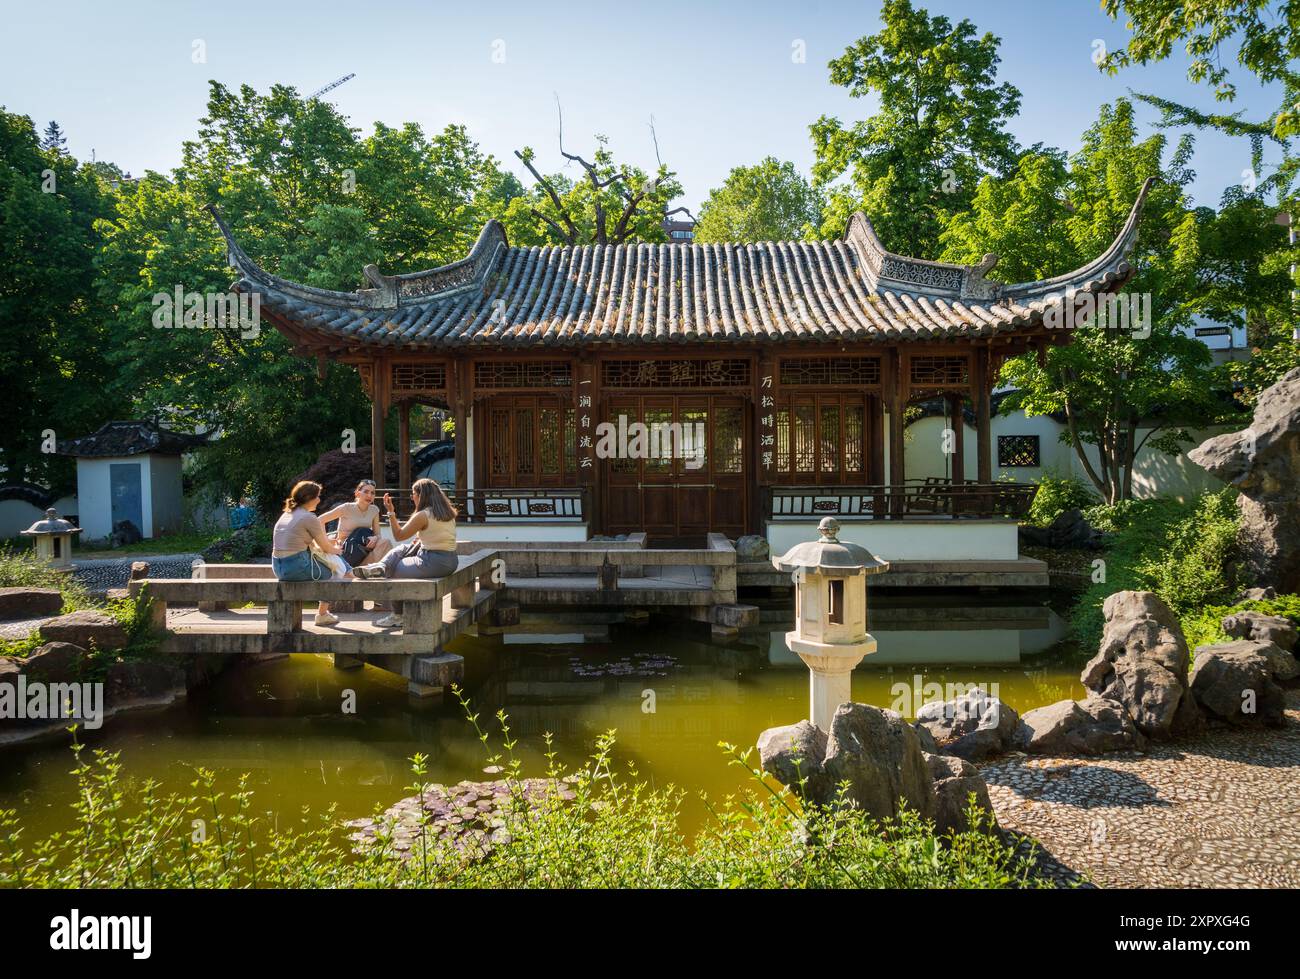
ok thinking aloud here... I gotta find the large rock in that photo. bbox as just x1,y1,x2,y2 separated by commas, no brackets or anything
1190,643,1287,725
734,535,769,561
19,642,87,683
1016,696,1146,755
821,703,934,820
914,689,1020,761
1018,508,1105,549
757,720,829,800
1189,366,1300,593
1222,611,1297,652
38,610,127,651
1081,591,1198,740
926,753,996,837
0,587,64,621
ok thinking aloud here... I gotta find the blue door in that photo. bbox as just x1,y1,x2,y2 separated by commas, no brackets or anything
110,463,144,535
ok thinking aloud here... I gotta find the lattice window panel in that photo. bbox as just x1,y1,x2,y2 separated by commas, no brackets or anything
780,357,881,387
909,356,969,388
998,435,1041,468
474,360,572,389
391,363,447,394
601,358,750,388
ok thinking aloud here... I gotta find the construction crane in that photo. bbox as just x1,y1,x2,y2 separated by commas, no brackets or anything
308,73,355,101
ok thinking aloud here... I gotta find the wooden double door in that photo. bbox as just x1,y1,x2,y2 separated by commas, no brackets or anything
602,395,748,539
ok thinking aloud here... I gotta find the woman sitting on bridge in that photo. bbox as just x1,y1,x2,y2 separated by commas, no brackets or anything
316,479,394,568
272,480,350,627
353,477,458,630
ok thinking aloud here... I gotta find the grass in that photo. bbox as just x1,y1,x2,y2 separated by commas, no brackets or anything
76,530,224,560
0,696,1050,890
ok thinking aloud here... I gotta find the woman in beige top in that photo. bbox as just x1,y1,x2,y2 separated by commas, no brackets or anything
271,481,350,627
317,480,393,565
354,478,459,629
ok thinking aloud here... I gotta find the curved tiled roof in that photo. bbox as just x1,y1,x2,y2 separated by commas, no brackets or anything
211,178,1153,351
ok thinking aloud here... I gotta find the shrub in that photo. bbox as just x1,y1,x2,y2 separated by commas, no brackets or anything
1027,474,1100,527
1069,489,1241,651
0,544,94,611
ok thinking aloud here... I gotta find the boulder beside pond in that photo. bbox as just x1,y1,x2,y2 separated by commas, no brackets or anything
38,610,126,651
1081,590,1199,740
1016,696,1146,755
913,689,1020,761
1190,643,1287,726
926,752,997,836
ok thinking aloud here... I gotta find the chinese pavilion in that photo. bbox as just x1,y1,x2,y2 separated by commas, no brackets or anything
208,178,1151,544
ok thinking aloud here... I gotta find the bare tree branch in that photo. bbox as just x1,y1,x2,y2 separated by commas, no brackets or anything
513,148,577,244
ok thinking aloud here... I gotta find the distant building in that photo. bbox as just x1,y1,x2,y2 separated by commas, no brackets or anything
57,421,208,541
663,216,695,244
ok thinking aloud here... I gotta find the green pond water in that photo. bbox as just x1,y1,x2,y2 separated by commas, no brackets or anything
0,597,1085,837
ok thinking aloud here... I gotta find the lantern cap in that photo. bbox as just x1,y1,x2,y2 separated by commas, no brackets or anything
772,517,889,577
22,508,82,536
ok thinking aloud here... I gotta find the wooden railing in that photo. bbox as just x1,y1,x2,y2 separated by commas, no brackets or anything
375,487,588,523
765,480,1038,520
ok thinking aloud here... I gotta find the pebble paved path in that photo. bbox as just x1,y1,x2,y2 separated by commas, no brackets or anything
984,690,1300,888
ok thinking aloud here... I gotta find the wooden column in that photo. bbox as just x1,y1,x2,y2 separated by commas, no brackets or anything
948,392,965,486
370,359,388,487
886,348,906,515
974,347,992,485
450,360,468,495
397,401,412,491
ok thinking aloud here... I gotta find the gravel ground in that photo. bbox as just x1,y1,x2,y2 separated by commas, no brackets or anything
71,553,203,591
985,689,1300,888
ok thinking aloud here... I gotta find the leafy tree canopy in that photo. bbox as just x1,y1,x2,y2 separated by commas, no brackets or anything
693,157,823,244
810,0,1022,254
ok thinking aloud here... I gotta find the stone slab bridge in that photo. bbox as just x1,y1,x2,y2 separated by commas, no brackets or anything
128,538,757,698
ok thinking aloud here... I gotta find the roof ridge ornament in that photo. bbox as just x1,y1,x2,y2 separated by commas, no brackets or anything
842,211,1002,300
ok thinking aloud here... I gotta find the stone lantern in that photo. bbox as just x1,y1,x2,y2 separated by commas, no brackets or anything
773,517,889,731
22,508,83,571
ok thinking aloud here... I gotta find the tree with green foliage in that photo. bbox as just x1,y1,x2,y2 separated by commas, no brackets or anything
93,82,519,511
693,157,822,244
0,108,115,492
40,120,67,155
810,0,1022,254
942,99,1236,503
1101,0,1300,400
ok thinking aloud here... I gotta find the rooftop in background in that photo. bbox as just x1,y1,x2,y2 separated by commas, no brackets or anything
664,216,695,243
209,178,1153,353
56,421,210,458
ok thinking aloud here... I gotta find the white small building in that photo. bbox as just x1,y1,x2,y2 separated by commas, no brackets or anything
57,421,208,542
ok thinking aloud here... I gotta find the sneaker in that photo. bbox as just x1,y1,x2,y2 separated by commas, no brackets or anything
354,564,386,580
314,612,340,627
374,612,403,629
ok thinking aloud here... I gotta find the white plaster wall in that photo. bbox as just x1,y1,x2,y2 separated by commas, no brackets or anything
458,523,589,543
2,494,77,539
901,413,1071,483
1070,424,1234,500
765,519,1018,561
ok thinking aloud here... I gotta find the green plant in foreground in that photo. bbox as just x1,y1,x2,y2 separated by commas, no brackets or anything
0,702,1049,890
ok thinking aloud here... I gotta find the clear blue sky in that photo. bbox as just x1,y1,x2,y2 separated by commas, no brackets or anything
0,0,1286,220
